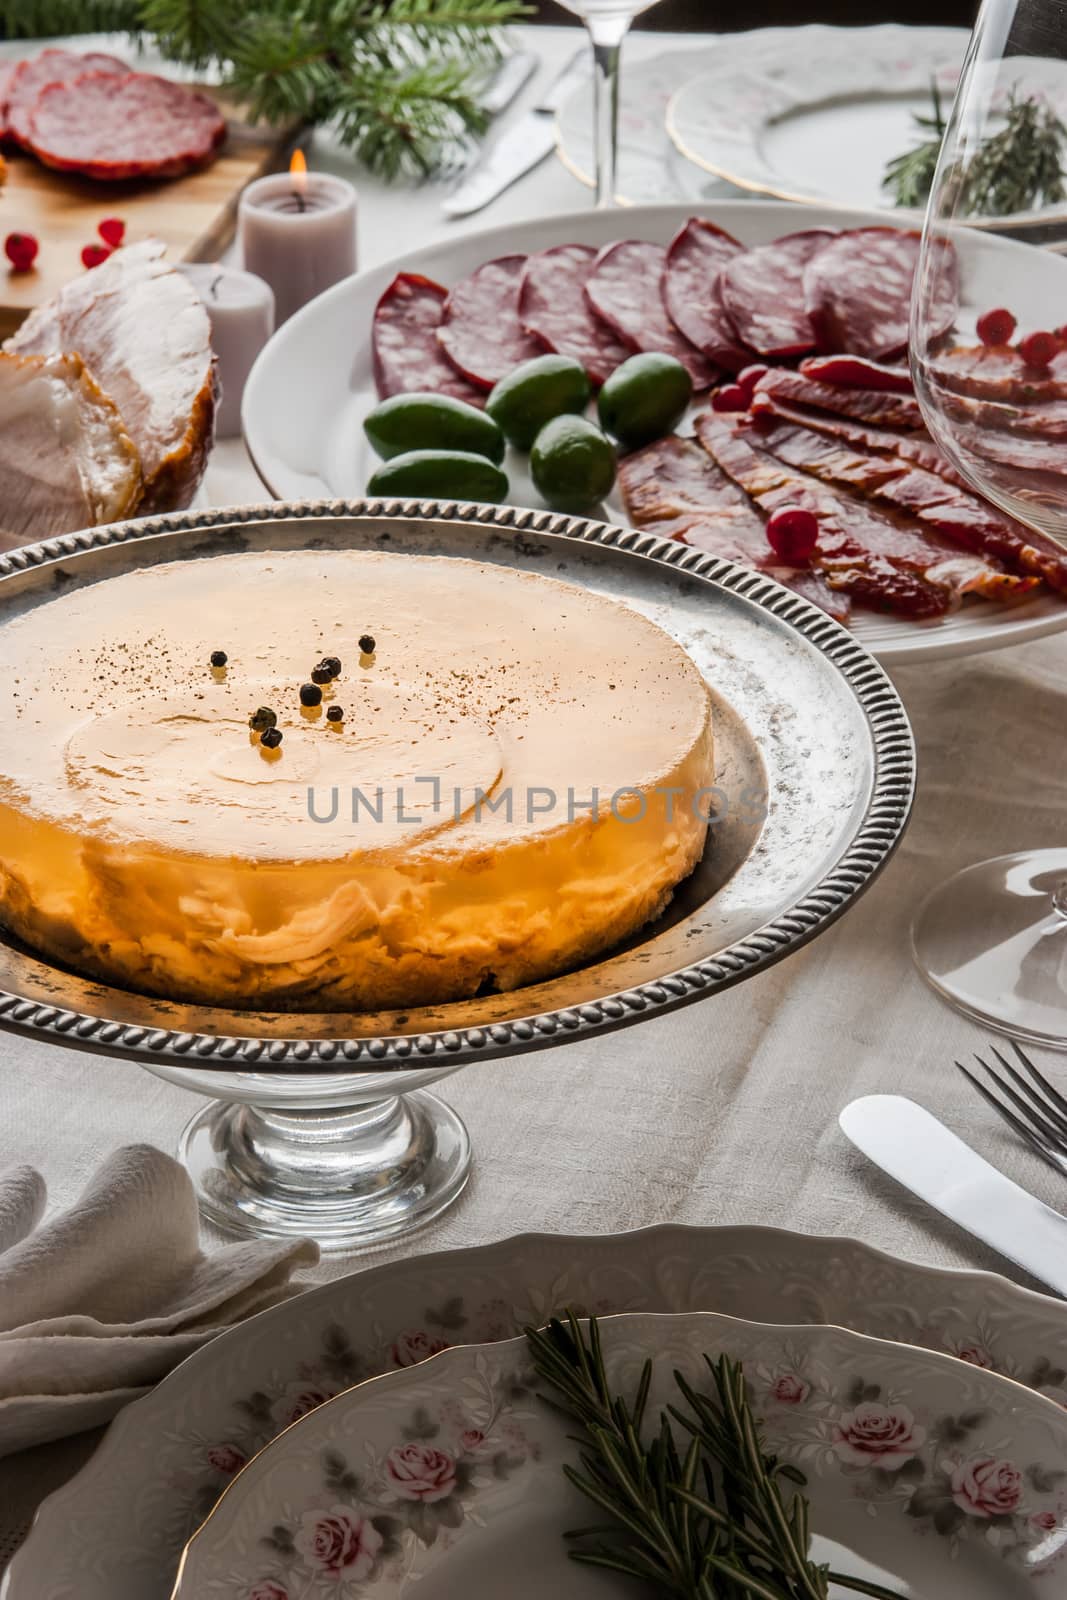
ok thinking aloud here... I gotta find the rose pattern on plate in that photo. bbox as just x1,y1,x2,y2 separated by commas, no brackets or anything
390,1331,449,1369
294,1505,384,1578
831,1401,926,1469
207,1444,248,1476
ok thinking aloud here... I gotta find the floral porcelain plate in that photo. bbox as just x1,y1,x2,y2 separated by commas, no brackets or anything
665,25,1067,232
173,1313,1067,1598
6,1226,1067,1599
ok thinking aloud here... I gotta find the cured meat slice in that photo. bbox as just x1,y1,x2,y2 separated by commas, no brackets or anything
583,240,716,388
4,48,126,149
926,344,1067,403
803,228,958,361
0,60,17,142
800,354,913,394
26,70,226,181
663,218,752,372
751,384,968,486
718,230,835,359
934,385,1067,440
750,418,1045,601
438,255,542,391
519,244,629,387
0,350,142,545
8,239,216,512
697,413,971,619
372,272,484,405
617,436,849,621
754,368,925,430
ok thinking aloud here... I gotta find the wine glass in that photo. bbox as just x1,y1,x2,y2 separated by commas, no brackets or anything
553,0,666,206
910,0,1067,1047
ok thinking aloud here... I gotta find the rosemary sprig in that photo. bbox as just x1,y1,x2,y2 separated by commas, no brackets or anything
526,1311,906,1600
883,82,1067,215
962,90,1067,215
881,78,947,209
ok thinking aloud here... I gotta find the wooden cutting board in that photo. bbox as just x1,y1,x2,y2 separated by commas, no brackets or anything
0,89,297,339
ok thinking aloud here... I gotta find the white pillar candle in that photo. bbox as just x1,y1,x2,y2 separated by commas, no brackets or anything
238,160,358,328
178,264,275,439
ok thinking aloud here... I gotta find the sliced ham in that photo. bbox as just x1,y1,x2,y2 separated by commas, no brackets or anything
748,418,1042,603
7,240,216,512
617,434,850,622
3,47,126,149
26,70,226,181
0,350,142,546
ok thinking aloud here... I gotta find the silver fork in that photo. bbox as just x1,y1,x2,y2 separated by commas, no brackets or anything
957,1041,1067,1177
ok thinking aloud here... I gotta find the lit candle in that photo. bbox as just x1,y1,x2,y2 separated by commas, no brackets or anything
238,151,358,327
178,264,275,439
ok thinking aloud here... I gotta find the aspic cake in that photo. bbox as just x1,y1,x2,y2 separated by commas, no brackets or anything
0,550,714,1010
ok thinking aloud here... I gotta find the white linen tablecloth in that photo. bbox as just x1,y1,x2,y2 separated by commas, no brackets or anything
2,19,1067,1572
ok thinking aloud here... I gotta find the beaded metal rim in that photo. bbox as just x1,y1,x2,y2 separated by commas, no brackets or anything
0,499,915,1072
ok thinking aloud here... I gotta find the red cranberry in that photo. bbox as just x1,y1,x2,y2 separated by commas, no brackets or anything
4,232,39,272
81,243,113,270
97,217,126,249
975,307,1016,346
737,363,770,399
711,383,748,413
766,504,819,565
1018,330,1058,368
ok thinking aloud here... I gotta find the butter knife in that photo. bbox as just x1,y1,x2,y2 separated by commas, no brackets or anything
443,47,590,218
839,1094,1067,1298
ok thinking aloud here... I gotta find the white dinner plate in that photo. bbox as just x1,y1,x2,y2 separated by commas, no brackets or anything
241,198,1067,665
7,1225,1067,1599
666,27,1067,233
174,1311,1067,1597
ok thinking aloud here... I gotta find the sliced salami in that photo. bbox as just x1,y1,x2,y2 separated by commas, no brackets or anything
372,272,485,405
519,244,629,387
663,218,751,372
27,71,226,180
718,230,836,359
4,48,126,149
583,240,717,388
803,228,958,361
799,354,914,394
438,255,542,391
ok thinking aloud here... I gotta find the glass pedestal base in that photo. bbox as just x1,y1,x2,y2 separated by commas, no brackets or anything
912,849,1067,1050
176,1088,471,1252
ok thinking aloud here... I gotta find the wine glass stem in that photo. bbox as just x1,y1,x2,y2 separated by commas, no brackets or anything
586,16,630,208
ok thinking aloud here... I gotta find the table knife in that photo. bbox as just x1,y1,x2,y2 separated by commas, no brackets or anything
839,1094,1067,1298
443,47,590,218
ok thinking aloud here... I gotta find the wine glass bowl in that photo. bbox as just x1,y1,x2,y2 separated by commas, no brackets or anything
910,0,1067,1045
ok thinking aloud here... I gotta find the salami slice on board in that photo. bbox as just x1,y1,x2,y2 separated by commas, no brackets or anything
372,273,485,405
800,354,913,394
803,228,958,361
583,240,717,388
27,71,226,180
438,255,542,391
718,230,836,359
662,218,752,372
4,48,126,148
519,244,629,387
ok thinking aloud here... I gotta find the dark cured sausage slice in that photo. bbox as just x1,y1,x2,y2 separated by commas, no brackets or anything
800,354,913,394
697,412,959,619
519,244,629,388
803,228,958,361
718,230,835,359
755,368,925,430
372,273,484,405
662,218,752,373
438,255,542,392
750,419,1042,604
5,48,126,149
617,435,849,622
583,240,717,389
27,71,226,180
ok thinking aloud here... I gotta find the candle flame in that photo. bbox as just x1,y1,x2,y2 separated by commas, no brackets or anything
289,147,308,202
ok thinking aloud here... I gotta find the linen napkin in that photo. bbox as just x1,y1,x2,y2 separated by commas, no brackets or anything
0,1144,318,1458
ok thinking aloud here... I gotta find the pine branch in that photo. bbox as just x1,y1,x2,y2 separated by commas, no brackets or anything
330,60,490,179
0,0,141,35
